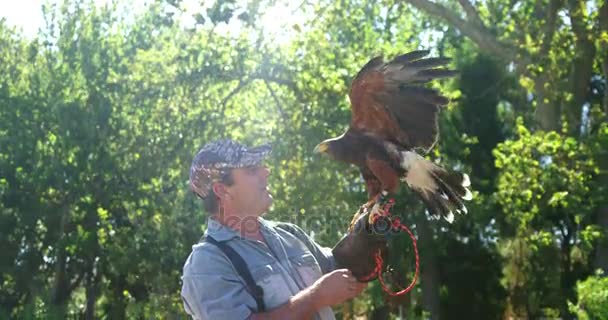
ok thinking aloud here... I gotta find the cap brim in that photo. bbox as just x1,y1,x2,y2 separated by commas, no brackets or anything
247,143,272,155
239,143,272,167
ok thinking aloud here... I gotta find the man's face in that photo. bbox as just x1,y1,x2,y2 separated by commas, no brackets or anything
224,165,272,216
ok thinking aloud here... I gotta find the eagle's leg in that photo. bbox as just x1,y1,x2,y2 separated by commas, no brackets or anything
348,200,374,233
367,191,389,225
348,191,389,232
348,207,365,233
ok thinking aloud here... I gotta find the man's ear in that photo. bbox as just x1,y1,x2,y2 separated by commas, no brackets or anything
212,182,232,200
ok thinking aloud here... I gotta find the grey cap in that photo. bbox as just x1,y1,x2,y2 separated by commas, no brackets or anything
189,139,272,198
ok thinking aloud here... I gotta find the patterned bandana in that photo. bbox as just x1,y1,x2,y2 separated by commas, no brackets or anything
189,139,272,198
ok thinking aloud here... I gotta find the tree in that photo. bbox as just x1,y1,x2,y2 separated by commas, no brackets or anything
1,0,606,319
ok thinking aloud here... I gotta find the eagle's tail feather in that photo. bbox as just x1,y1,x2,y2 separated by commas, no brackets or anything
401,151,472,223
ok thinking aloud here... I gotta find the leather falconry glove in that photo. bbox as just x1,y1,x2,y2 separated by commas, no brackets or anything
331,207,392,282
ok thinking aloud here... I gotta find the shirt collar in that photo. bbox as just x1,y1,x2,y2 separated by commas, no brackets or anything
205,217,241,242
205,216,274,242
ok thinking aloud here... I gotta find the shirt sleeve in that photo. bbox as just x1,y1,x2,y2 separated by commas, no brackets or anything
276,223,336,274
181,244,257,320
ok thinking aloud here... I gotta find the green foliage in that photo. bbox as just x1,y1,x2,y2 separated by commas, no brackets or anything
494,118,600,232
0,0,607,319
568,271,608,319
493,118,606,317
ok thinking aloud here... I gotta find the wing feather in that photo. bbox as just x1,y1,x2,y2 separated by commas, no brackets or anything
348,50,457,152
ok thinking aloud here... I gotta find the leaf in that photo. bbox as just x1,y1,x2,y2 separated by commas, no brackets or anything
548,191,569,207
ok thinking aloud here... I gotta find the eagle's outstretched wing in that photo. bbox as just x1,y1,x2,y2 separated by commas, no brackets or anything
315,50,471,225
348,50,457,152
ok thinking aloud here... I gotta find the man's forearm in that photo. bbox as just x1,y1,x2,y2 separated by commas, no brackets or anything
249,285,322,320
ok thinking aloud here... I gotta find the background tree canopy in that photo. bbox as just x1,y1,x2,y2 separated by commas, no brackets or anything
0,0,607,319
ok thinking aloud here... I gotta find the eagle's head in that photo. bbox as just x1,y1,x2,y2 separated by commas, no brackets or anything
313,134,346,159
313,140,331,153
313,140,332,155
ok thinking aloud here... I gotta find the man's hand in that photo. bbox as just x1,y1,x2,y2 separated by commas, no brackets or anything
249,268,367,320
309,269,368,309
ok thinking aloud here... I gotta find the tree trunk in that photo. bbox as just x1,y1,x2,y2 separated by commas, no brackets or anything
560,229,574,320
50,205,83,318
533,74,560,131
533,0,561,131
416,214,441,319
108,276,128,320
502,238,530,319
593,0,608,277
595,207,608,273
603,59,608,115
85,260,101,320
593,144,608,274
50,206,70,319
566,0,595,133
602,0,608,115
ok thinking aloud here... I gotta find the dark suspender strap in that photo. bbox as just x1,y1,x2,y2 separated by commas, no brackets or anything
204,236,266,312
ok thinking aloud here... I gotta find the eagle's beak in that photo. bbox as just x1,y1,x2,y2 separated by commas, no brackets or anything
314,142,328,154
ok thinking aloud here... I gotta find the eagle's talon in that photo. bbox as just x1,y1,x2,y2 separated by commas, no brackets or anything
368,212,377,225
348,191,391,232
348,197,380,232
348,206,365,232
368,201,385,225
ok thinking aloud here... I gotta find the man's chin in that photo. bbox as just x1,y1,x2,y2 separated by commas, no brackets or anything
264,196,273,209
259,197,272,216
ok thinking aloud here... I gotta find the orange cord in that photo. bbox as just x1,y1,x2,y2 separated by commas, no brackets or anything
360,198,419,296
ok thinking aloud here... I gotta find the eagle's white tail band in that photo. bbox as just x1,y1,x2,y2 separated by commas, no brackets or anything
400,151,438,191
399,151,471,223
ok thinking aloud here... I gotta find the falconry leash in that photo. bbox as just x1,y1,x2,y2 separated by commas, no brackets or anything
360,196,420,297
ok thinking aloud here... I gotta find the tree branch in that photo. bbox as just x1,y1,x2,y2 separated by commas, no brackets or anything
403,0,569,130
263,79,288,125
252,72,306,102
457,0,485,28
403,0,526,64
220,79,251,111
254,74,296,89
68,271,85,293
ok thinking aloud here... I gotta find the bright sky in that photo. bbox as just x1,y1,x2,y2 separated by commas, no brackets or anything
0,0,146,37
1,0,47,36
0,0,306,43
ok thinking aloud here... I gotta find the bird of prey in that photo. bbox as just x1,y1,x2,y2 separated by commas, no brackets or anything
314,50,472,228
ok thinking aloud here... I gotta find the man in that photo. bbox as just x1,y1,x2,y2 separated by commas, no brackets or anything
181,139,368,320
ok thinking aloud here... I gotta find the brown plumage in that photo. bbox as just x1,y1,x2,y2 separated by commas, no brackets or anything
314,50,472,223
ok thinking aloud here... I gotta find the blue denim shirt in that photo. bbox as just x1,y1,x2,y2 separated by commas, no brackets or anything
181,217,337,320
